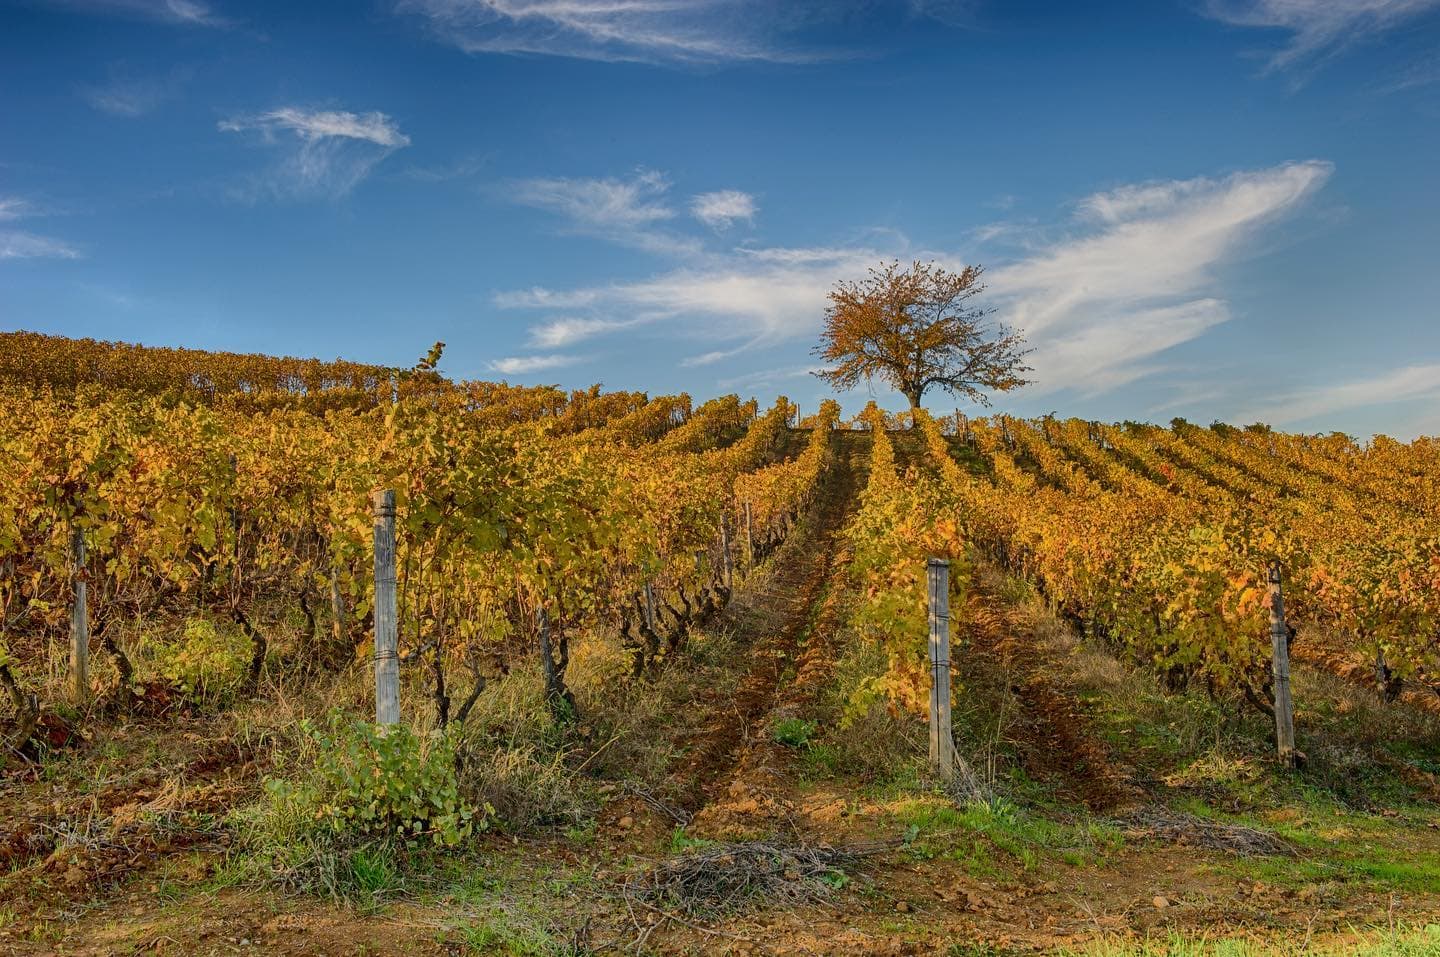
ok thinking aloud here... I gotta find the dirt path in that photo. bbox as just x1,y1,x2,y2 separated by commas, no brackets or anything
680,433,866,839
958,564,1143,812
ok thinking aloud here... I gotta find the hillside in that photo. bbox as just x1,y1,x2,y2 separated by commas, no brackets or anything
1,339,1438,955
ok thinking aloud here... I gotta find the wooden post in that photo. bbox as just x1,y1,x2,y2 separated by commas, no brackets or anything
536,606,558,713
329,563,346,648
1268,562,1298,766
927,558,955,779
643,582,657,632
372,490,400,725
743,501,754,566
720,515,733,588
69,524,88,706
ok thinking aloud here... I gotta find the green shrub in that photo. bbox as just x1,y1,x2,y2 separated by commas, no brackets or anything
146,617,251,704
257,715,485,851
306,717,481,846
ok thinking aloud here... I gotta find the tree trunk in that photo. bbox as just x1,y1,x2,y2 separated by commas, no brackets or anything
903,386,923,427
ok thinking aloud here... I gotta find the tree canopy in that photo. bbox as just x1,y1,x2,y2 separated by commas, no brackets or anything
813,260,1032,410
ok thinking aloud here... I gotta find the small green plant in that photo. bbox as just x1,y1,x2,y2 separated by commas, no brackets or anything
772,717,818,748
300,716,482,847
146,617,251,704
667,826,714,853
948,944,1020,957
453,910,579,955
345,845,401,906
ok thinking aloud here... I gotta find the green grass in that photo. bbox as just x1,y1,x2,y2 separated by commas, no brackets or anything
1055,925,1440,956
1158,794,1440,894
773,716,819,748
451,916,577,956
666,825,715,854
346,845,401,906
888,795,1124,875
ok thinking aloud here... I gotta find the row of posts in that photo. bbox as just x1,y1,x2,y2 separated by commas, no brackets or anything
60,496,1297,767
368,490,754,725
920,557,1299,780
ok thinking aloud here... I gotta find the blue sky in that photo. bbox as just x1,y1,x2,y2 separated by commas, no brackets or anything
2,0,1439,436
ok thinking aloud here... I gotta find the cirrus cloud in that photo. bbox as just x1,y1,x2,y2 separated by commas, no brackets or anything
1242,361,1440,427
397,0,827,65
0,232,81,260
49,0,230,26
489,353,585,375
991,159,1333,394
219,107,411,200
508,168,703,257
691,190,757,230
1203,0,1440,73
0,196,81,261
492,160,1333,402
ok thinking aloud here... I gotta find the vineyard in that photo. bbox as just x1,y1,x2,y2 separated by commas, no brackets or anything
1,334,1439,955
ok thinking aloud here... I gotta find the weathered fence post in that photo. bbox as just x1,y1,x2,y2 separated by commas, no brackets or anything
743,501,754,566
720,514,733,588
927,558,956,779
69,525,88,706
536,606,559,717
1268,561,1299,766
329,563,346,648
372,490,400,725
643,581,657,633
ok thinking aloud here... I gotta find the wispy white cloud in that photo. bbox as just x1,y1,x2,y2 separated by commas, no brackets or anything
82,77,170,116
494,243,886,365
489,353,584,375
991,160,1333,394
1242,362,1440,425
691,190,756,230
219,107,410,200
401,152,492,183
80,67,190,117
716,363,823,390
1382,51,1440,91
159,0,219,23
528,317,640,348
508,168,701,256
495,286,602,310
1203,0,1440,73
512,169,672,228
53,0,229,26
0,198,33,221
398,0,975,64
396,0,832,64
681,345,754,367
1027,299,1232,396
0,196,80,260
907,0,980,27
492,161,1331,400
0,231,81,260
220,108,410,147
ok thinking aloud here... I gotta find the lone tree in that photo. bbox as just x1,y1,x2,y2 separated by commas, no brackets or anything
813,260,1032,411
